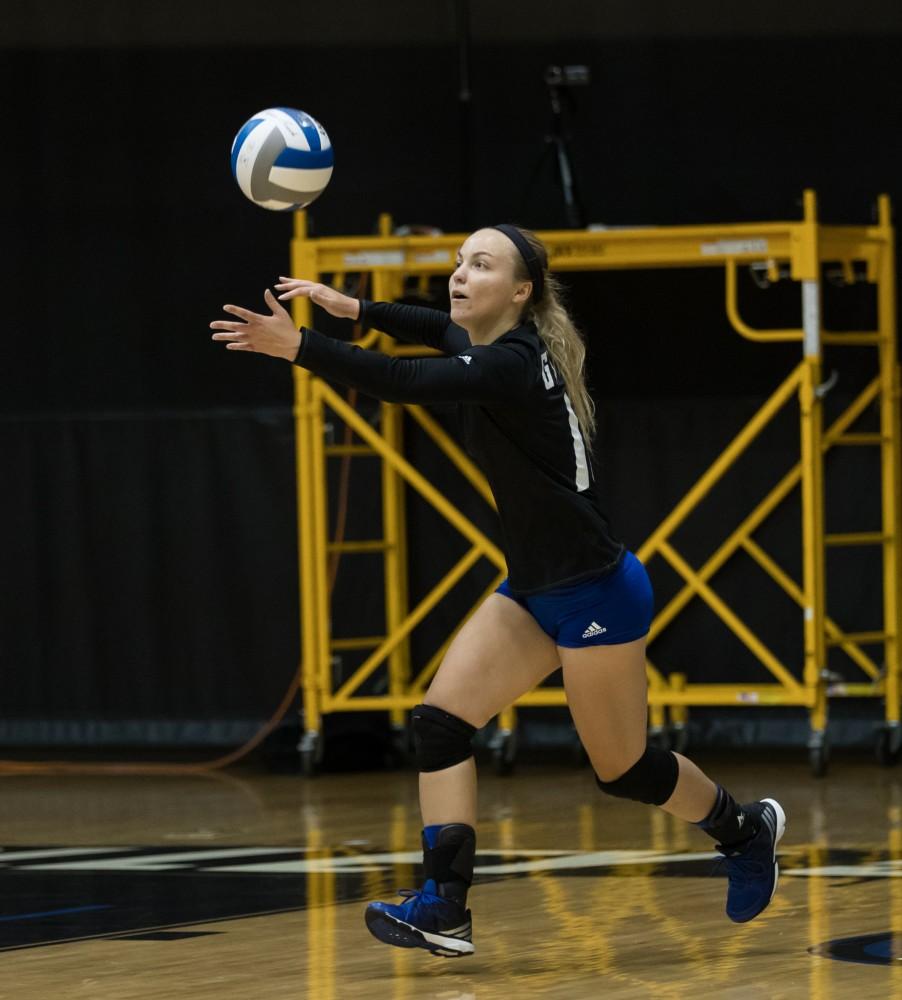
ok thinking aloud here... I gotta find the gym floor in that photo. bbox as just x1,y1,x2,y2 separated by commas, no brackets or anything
1,752,900,998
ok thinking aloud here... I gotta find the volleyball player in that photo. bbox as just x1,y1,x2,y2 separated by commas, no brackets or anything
211,225,786,958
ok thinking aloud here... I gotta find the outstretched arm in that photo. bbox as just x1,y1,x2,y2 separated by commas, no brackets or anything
274,277,361,321
357,300,470,356
210,291,531,406
293,326,530,405
275,277,468,355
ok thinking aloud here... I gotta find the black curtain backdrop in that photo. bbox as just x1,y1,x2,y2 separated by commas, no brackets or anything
1,28,898,747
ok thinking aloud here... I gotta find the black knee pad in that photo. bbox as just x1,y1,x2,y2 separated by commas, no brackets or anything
411,704,477,773
595,746,679,806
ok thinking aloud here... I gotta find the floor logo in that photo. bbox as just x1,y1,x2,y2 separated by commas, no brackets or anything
810,932,902,966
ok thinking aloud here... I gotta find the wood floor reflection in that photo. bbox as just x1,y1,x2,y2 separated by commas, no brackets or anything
1,753,901,998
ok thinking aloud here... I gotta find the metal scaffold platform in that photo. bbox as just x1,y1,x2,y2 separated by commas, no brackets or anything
289,191,900,777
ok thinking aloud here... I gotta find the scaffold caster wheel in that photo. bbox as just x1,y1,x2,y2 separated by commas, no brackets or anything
490,729,517,776
807,733,829,778
670,723,689,755
299,730,323,777
876,724,902,766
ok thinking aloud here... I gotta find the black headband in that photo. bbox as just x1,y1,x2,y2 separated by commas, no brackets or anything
492,224,544,303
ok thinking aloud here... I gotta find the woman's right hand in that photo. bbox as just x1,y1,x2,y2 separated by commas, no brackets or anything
274,277,361,321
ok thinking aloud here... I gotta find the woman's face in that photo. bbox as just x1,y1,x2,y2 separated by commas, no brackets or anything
449,229,531,333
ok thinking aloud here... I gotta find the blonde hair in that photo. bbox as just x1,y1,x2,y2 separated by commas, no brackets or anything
506,227,596,446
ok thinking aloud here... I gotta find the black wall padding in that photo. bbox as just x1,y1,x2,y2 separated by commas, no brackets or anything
2,409,299,733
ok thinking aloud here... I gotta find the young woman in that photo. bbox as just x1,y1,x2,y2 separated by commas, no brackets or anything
211,224,786,958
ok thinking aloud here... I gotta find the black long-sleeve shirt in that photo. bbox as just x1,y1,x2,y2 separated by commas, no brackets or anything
293,300,623,594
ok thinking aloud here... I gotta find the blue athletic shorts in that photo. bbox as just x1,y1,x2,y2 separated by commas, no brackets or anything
496,551,654,647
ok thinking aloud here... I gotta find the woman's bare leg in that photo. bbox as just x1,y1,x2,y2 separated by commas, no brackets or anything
418,758,478,829
558,635,785,925
559,636,718,822
365,593,560,955
420,593,560,827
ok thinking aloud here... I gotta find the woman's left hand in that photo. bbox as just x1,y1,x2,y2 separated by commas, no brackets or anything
210,289,301,361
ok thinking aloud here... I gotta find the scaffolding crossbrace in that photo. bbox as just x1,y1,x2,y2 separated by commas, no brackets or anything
289,191,901,775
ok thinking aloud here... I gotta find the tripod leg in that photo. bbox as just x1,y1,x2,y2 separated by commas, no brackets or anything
554,136,584,228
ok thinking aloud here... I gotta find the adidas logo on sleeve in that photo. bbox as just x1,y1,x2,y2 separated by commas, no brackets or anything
581,621,607,639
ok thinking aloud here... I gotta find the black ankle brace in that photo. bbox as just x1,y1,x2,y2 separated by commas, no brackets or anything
422,823,476,907
697,785,756,847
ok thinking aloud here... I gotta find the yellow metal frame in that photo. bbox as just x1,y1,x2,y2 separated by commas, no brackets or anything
290,192,900,757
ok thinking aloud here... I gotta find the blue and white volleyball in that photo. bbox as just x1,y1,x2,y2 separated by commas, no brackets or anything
230,107,334,211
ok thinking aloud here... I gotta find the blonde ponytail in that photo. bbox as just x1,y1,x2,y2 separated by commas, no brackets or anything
507,228,596,447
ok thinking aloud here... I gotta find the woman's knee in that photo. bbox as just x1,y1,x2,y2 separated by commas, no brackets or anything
594,745,680,805
422,686,491,730
585,730,648,782
594,754,641,784
412,703,478,772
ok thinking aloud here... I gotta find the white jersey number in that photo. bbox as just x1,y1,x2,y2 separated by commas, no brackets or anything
541,351,555,390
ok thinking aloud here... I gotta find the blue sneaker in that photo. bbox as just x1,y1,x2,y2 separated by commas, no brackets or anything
365,878,474,957
718,798,786,923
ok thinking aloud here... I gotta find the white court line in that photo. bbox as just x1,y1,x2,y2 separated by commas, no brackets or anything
22,848,299,872
783,861,902,878
0,848,134,864
211,849,718,877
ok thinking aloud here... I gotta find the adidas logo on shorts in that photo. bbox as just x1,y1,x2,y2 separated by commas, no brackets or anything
582,621,607,639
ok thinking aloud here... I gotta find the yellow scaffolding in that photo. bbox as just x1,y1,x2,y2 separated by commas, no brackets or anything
290,191,900,777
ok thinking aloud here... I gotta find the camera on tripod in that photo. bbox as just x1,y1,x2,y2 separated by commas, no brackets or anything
530,65,591,227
